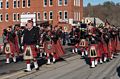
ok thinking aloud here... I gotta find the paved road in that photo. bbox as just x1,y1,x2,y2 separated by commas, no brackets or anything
0,46,74,76
0,45,120,79
0,53,120,79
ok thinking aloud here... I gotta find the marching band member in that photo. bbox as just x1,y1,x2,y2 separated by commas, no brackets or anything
5,26,17,63
39,27,46,58
17,26,25,53
95,28,104,64
52,26,65,61
23,20,39,72
14,25,20,56
79,24,88,58
110,27,118,55
87,24,99,68
44,27,55,65
102,28,111,62
69,26,80,53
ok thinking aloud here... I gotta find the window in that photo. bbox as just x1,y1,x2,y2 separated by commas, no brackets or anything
43,12,47,20
37,12,40,21
64,11,68,19
49,0,53,6
27,12,30,14
22,0,25,8
0,0,3,9
34,12,36,15
76,0,80,6
76,0,79,6
58,0,62,6
13,13,16,21
58,11,62,19
13,0,17,8
27,0,30,7
74,0,80,6
17,0,20,8
44,0,47,7
5,13,9,21
74,0,75,6
49,11,53,20
6,0,9,9
17,13,20,21
0,14,3,22
78,0,80,6
64,0,68,5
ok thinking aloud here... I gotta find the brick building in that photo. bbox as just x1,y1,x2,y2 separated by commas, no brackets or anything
0,0,83,35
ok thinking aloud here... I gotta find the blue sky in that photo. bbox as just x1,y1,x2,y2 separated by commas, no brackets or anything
84,0,120,6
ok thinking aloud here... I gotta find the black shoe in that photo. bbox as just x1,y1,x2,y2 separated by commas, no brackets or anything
35,67,39,71
24,70,31,72
106,59,110,62
46,63,51,65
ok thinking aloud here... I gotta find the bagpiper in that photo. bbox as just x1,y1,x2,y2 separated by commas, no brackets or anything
39,27,46,58
17,26,25,53
22,20,39,72
102,27,111,62
79,23,88,58
87,23,100,68
5,26,17,63
44,26,55,65
14,25,21,56
52,26,65,60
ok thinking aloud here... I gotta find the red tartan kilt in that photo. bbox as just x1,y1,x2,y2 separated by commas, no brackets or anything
9,42,15,54
117,39,120,51
44,42,54,54
97,42,104,56
15,44,19,53
15,37,20,53
24,45,37,58
53,40,65,59
113,40,116,51
88,44,101,57
103,44,109,54
112,39,118,52
108,41,114,53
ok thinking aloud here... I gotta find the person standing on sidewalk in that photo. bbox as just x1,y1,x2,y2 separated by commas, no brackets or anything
22,20,39,72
